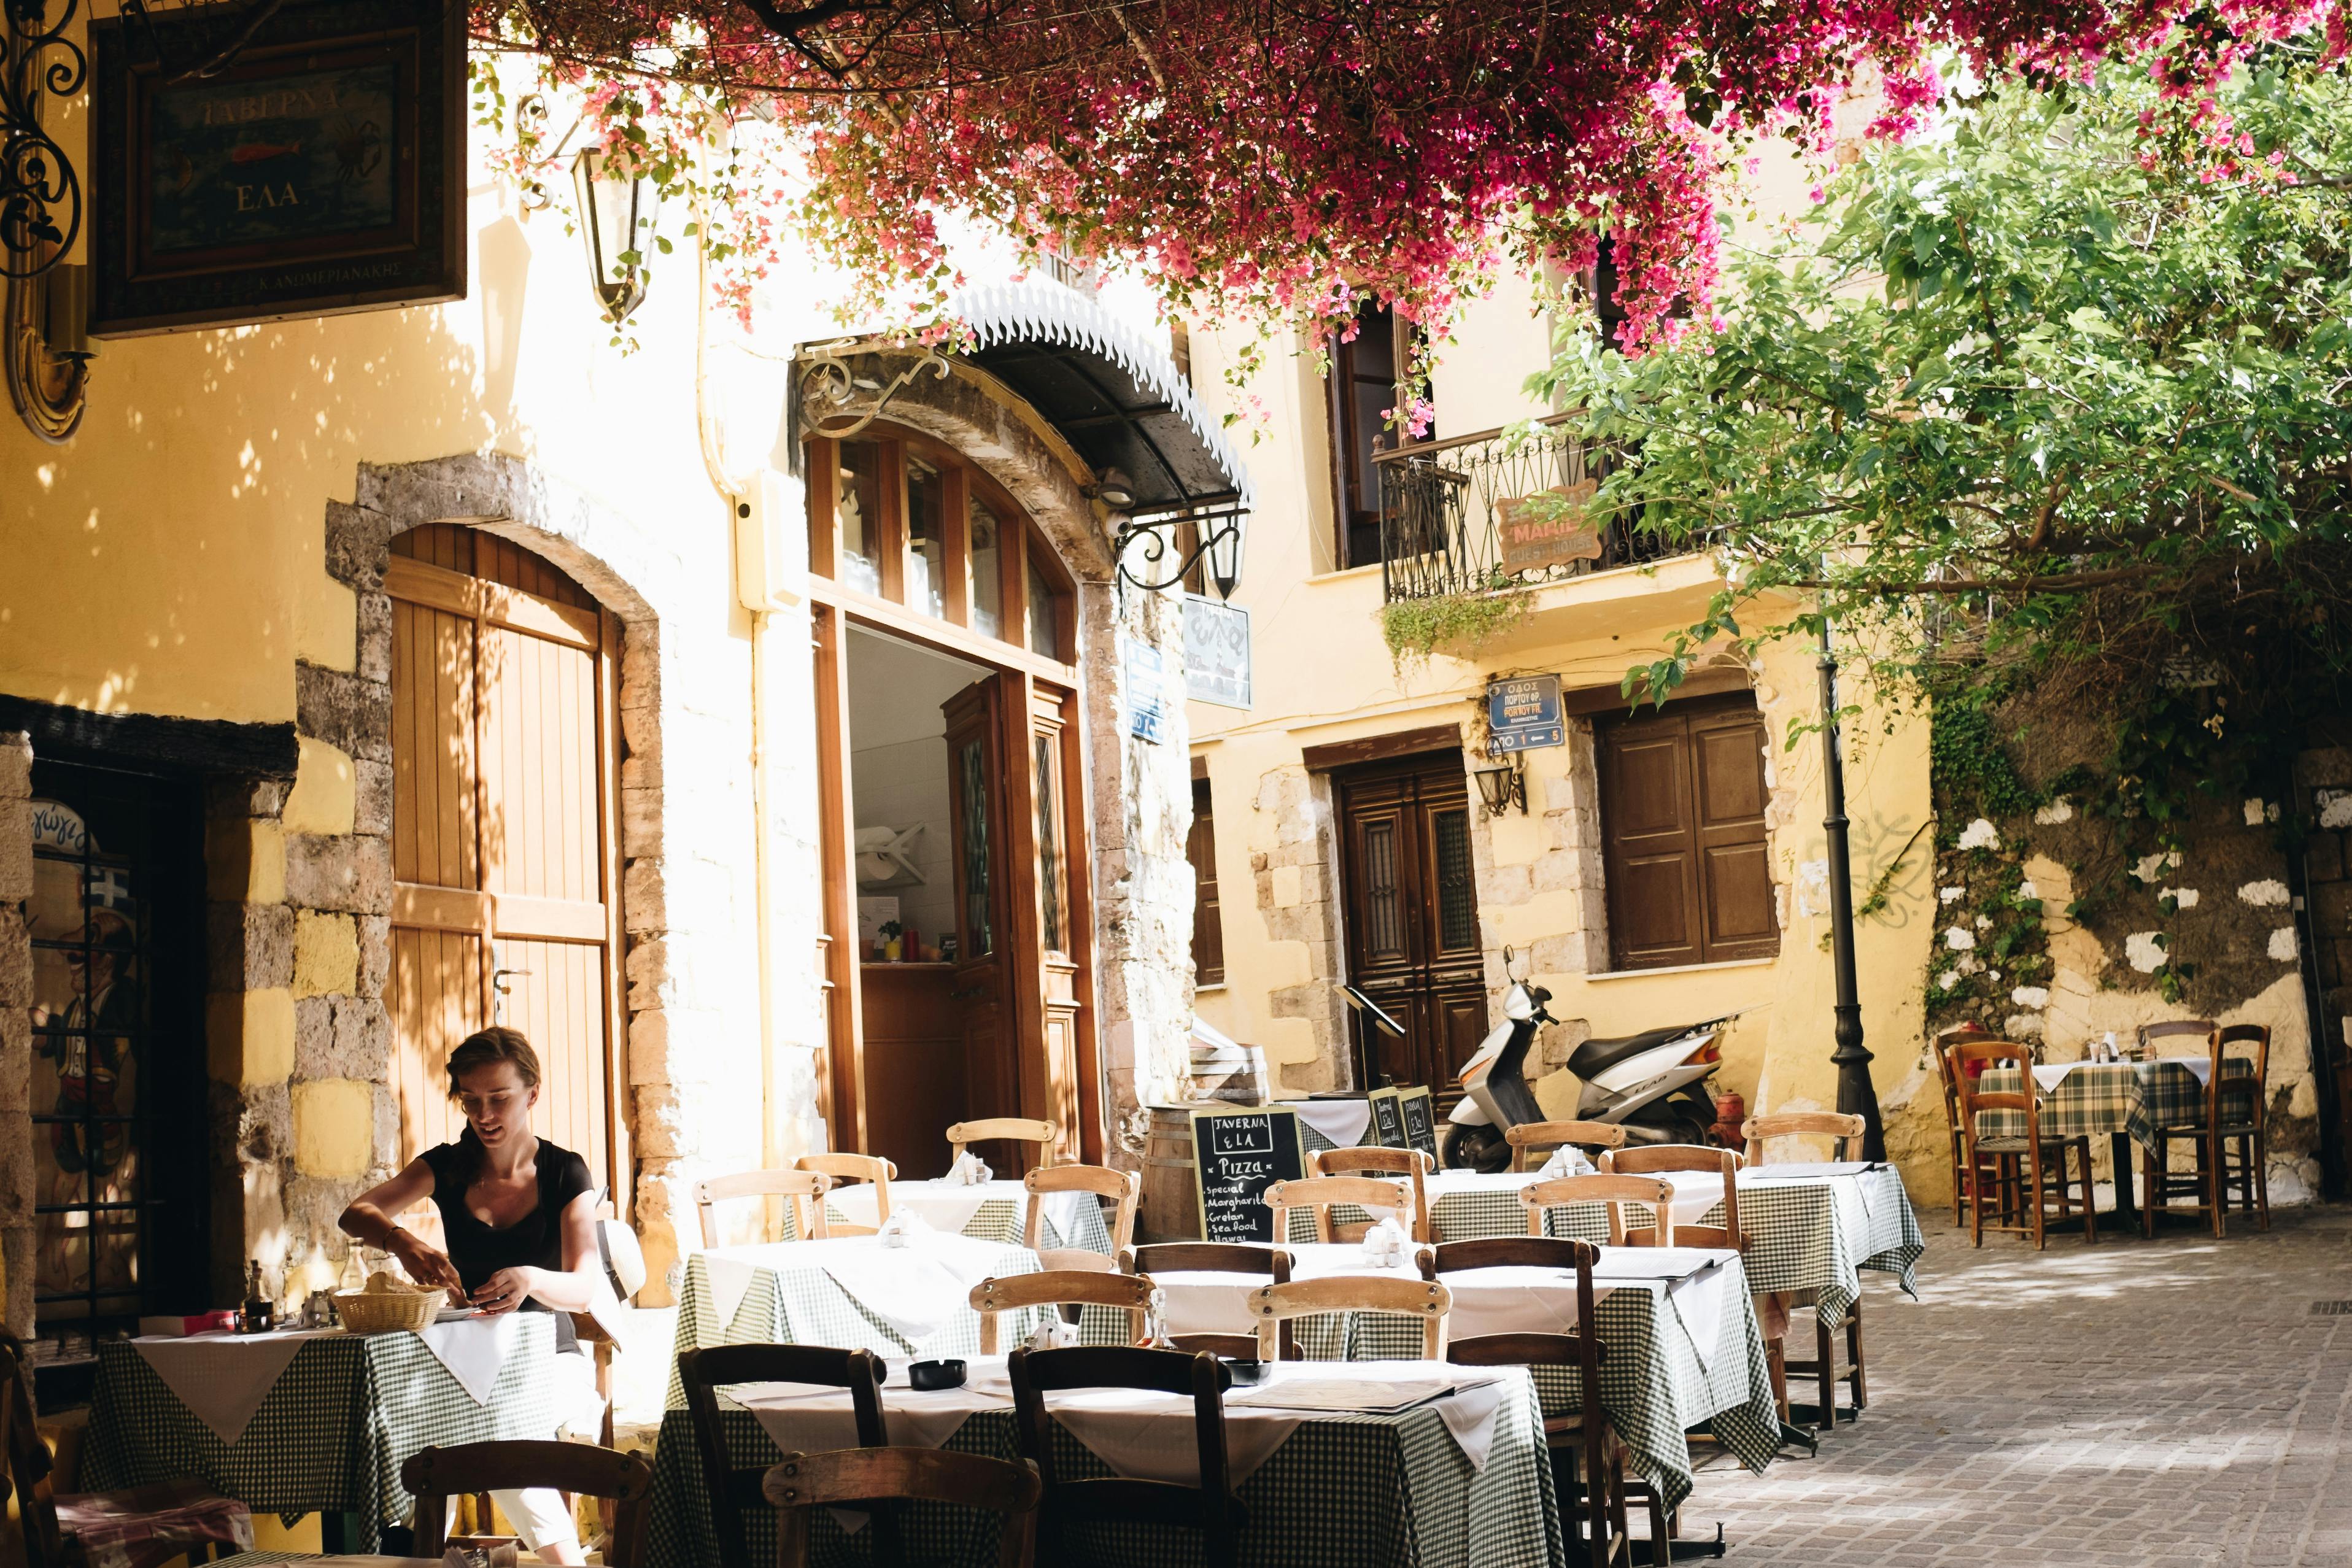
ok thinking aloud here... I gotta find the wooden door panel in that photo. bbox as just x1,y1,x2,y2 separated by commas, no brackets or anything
393,925,487,1161
861,968,966,1180
1693,724,1766,828
1600,694,1776,970
1700,843,1777,949
1614,855,1699,962
495,937,609,1164
481,625,603,904
391,601,479,892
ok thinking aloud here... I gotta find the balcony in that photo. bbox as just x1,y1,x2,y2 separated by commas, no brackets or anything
1372,415,1687,603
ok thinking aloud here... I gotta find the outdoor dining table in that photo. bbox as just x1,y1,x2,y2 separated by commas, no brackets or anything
79,1315,559,1553
825,1176,1116,1253
641,1353,1564,1568
663,1230,1051,1407
1977,1056,2257,1222
1156,1240,1779,1515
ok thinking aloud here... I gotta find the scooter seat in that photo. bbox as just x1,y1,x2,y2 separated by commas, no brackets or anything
1566,1021,1722,1079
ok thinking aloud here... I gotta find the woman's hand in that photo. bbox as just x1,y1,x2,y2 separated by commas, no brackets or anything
470,1266,538,1315
388,1230,465,1302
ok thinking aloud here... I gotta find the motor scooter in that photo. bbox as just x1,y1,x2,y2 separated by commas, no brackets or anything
1441,957,1746,1172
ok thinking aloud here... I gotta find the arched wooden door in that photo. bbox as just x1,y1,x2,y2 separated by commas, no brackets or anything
385,525,629,1205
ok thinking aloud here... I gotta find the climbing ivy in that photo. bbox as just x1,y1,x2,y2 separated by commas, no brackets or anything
1379,580,1530,670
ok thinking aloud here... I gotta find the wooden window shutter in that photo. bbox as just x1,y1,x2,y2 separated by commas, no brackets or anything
1599,694,1778,970
1188,777,1226,984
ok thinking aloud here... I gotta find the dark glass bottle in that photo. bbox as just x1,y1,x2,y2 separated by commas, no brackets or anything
240,1261,275,1334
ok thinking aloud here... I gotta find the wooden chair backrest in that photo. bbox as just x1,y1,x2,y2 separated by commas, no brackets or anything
1126,1243,1291,1283
1,1336,68,1568
1247,1276,1450,1361
694,1169,834,1248
1310,1147,1434,1241
1263,1175,1410,1245
948,1118,1060,1171
1024,1164,1138,1268
1008,1347,1243,1558
1947,1038,2038,1149
1448,1329,1608,1489
971,1270,1156,1354
1424,1235,1600,1278
676,1345,886,1568
2219,1023,2272,1127
403,1442,654,1567
1741,1111,1866,1164
795,1154,896,1234
2135,1019,2218,1060
1503,1119,1628,1172
1520,1174,1676,1245
1600,1144,1743,1248
763,1448,1042,1568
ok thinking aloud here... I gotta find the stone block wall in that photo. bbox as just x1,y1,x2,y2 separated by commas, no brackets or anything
1245,765,1348,1095
1,732,33,1335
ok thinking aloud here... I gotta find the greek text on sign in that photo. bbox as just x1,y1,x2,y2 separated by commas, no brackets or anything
1495,479,1604,574
1487,674,1565,753
1182,593,1251,709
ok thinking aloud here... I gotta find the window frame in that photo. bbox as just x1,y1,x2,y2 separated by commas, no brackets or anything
1186,773,1226,986
1325,302,1428,570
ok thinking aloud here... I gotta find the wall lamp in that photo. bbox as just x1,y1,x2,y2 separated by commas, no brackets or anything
571,144,660,323
1472,754,1526,817
1112,506,1248,600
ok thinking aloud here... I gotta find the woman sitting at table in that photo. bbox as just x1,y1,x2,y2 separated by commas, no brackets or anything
339,1026,602,1566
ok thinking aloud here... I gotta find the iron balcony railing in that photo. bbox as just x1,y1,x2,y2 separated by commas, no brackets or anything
1372,414,1689,602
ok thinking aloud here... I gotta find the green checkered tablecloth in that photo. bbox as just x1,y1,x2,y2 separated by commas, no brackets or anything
79,1316,560,1551
1976,1059,2258,1148
641,1370,1563,1568
665,1237,1051,1407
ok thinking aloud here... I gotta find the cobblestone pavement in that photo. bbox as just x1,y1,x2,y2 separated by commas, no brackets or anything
1685,1203,2352,1566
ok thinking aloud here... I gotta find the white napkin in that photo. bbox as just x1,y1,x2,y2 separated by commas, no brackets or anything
1429,1375,1513,1470
1282,1099,1374,1151
1156,1271,1269,1338
132,1329,332,1445
2154,1056,2217,1085
1536,1145,1596,1179
1048,1387,1303,1486
738,1367,1010,1453
700,1249,767,1330
945,1151,994,1186
414,1312,524,1403
1652,1175,1733,1229
1664,1262,1735,1372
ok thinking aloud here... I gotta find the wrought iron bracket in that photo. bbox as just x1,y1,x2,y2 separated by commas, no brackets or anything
1112,506,1244,599
799,343,954,439
2,0,84,282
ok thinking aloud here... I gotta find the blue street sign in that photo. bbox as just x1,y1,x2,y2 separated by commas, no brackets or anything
1487,674,1565,752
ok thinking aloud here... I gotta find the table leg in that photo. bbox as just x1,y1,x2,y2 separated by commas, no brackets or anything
2110,1133,2137,1228
320,1512,361,1554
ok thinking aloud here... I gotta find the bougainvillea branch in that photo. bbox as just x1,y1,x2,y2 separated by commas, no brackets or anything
468,0,2344,368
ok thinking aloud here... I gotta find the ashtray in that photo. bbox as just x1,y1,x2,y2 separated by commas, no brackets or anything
908,1358,966,1391
1218,1358,1270,1387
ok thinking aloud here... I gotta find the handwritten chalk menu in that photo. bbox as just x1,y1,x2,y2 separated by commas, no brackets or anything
1191,1106,1306,1243
1366,1087,1407,1149
1397,1087,1441,1164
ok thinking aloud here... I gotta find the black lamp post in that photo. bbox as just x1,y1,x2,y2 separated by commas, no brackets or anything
1819,618,1886,1159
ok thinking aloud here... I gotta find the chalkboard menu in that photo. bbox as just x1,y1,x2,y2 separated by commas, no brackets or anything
1190,1106,1307,1243
1397,1086,1441,1164
1366,1087,1407,1149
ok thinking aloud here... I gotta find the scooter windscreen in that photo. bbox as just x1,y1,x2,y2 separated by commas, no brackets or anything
1566,1015,1742,1078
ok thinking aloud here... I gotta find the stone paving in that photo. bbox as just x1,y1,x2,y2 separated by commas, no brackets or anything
1686,1204,2352,1566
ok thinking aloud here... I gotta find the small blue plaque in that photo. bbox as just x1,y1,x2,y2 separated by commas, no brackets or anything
1487,674,1565,752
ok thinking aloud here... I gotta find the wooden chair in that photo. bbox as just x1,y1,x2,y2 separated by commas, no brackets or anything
1598,1145,1743,1250
677,1345,887,1568
2135,1018,2220,1061
694,1169,834,1246
1310,1146,1435,1242
763,1448,1042,1568
1426,1238,1641,1566
403,1442,654,1567
5,1335,253,1568
1506,1119,1628,1173
1740,1111,1865,1164
1520,1175,1677,1245
1126,1243,1295,1360
1025,1164,1138,1272
1932,1027,1989,1226
947,1117,1060,1172
1740,1112,1870,1431
972,1270,1156,1353
2142,1022,2271,1238
1010,1346,1247,1568
1949,1038,2095,1249
1246,1276,1451,1361
1263,1175,1410,1245
796,1153,897,1236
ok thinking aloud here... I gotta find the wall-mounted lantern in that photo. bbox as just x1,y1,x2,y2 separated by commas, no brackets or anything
571,144,659,323
1472,754,1526,818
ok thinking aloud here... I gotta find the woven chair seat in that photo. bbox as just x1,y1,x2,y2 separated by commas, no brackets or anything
58,1480,254,1568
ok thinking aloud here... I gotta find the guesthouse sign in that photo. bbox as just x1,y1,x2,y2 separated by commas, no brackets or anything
1494,478,1604,574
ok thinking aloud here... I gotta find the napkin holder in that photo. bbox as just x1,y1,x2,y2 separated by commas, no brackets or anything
875,1208,931,1250
1359,1216,1409,1268
944,1150,993,1186
907,1359,966,1391
1537,1145,1596,1180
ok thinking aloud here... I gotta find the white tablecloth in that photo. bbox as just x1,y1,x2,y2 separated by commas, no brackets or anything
830,1179,1091,1244
130,1329,336,1444
414,1312,530,1402
701,1230,1028,1342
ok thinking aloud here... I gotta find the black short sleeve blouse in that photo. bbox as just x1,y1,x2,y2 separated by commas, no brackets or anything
420,1134,594,1324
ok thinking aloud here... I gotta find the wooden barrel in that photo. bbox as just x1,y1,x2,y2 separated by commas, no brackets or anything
1138,1105,1204,1242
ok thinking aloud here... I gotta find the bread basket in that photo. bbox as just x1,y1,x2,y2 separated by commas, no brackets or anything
334,1272,445,1334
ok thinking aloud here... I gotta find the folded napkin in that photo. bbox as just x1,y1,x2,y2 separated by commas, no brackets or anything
1282,1099,1375,1151
415,1311,524,1403
1048,1388,1302,1486
133,1329,333,1445
1665,1261,1736,1373
699,1249,768,1330
945,1151,994,1186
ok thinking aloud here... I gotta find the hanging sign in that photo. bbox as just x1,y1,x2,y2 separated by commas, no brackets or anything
1396,1087,1441,1164
1182,594,1251,709
1365,1086,1407,1149
1495,479,1604,574
1487,674,1565,753
88,0,466,336
1190,1105,1306,1243
1124,639,1168,743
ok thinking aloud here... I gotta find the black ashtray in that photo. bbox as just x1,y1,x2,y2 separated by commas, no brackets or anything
1218,1358,1270,1388
908,1359,966,1391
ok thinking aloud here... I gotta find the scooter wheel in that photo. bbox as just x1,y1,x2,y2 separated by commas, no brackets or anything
1441,1124,1508,1174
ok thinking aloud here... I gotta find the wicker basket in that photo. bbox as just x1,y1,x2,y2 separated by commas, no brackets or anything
334,1284,443,1334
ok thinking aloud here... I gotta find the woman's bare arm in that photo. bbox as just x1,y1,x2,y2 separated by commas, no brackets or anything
338,1157,463,1293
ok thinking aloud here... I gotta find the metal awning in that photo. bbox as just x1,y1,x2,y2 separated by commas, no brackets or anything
952,282,1254,518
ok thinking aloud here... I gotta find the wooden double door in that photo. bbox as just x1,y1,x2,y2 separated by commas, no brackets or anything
384,526,627,1207
1334,751,1489,1096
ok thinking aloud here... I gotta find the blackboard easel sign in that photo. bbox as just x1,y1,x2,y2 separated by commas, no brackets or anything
1366,1087,1407,1149
1190,1106,1306,1243
1396,1086,1441,1164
